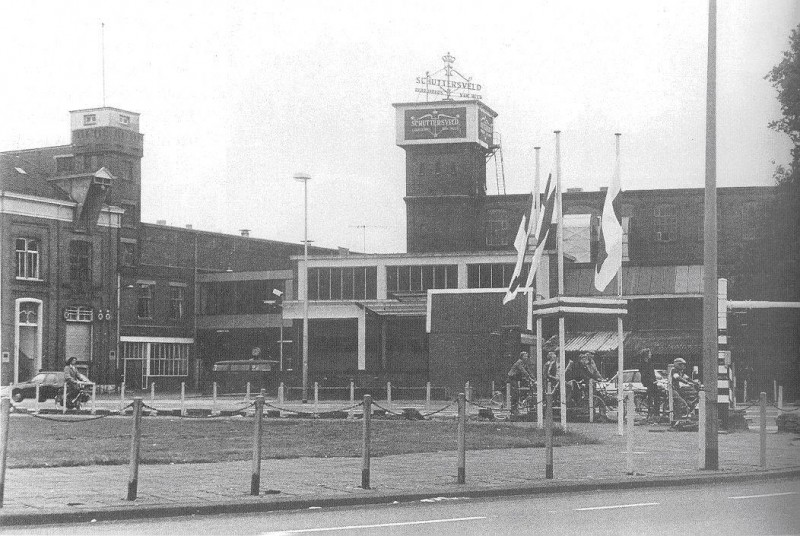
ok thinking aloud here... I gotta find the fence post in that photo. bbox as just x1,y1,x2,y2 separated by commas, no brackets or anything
773,380,777,403
314,382,319,416
457,392,466,484
349,380,355,419
760,392,767,469
387,381,392,409
62,383,67,414
545,390,553,479
91,383,97,415
667,365,674,424
180,382,186,416
505,382,511,411
625,390,635,475
251,395,265,495
425,382,431,412
362,394,372,489
778,385,784,410
127,398,143,501
34,384,40,414
245,382,251,402
278,383,284,404
150,382,155,405
464,381,470,403
588,379,594,423
212,382,218,414
0,398,11,507
743,379,748,403
120,383,126,413
698,386,706,469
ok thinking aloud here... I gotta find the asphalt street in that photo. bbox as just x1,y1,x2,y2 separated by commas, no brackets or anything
9,477,799,535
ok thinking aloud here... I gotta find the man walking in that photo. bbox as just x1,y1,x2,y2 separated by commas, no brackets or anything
639,348,659,422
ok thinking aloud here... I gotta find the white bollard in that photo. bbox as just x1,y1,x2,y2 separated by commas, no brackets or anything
625,390,635,475
278,382,285,404
667,365,675,423
34,384,40,414
773,380,778,403
62,383,67,414
588,379,594,423
212,382,218,413
387,381,392,408
426,382,431,412
349,379,355,419
120,383,126,413
245,382,251,402
778,385,784,409
760,392,767,469
180,382,186,416
314,382,319,415
506,383,511,412
743,379,748,404
91,383,97,415
150,382,155,404
465,381,470,402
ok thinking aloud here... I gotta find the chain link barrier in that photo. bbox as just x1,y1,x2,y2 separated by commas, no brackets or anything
770,403,800,413
369,401,405,417
24,402,135,423
262,400,363,417
138,400,258,418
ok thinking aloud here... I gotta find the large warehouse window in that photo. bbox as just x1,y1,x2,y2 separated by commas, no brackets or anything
654,204,678,242
308,267,377,300
386,265,458,293
467,263,521,289
484,209,510,246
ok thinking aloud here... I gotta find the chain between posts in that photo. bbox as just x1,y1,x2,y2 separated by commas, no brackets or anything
25,402,135,423
770,403,800,413
262,400,363,416
139,401,257,418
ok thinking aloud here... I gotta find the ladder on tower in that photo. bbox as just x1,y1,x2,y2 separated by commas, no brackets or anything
486,132,507,195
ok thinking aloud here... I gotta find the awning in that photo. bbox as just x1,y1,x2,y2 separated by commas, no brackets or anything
356,300,427,317
543,330,701,355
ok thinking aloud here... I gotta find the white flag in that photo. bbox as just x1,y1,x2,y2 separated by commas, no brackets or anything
594,160,623,292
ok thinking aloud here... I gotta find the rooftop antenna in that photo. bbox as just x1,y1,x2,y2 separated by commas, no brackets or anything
349,224,388,253
101,21,106,107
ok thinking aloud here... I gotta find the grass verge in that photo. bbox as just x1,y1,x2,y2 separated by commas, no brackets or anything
8,415,598,469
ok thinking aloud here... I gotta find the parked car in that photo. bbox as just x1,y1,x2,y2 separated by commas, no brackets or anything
11,371,67,402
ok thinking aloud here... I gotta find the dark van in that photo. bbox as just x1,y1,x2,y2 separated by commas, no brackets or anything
211,359,280,394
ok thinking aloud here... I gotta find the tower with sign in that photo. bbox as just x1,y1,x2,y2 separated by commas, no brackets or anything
395,54,496,252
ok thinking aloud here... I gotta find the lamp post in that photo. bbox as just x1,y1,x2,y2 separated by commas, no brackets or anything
294,172,311,403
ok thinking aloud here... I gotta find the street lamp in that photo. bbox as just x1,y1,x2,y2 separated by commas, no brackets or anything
294,172,311,403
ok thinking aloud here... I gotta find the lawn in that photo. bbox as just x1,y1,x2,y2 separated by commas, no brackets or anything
7,415,598,469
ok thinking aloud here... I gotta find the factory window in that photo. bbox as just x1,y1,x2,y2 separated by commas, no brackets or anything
485,209,510,246
169,285,184,320
15,238,41,280
308,267,377,300
386,265,458,294
654,204,677,242
83,114,97,126
69,240,92,283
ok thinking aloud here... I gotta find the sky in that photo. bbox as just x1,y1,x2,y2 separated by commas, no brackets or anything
1,1,797,253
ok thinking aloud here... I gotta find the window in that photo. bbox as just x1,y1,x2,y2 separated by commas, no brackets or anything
137,283,154,319
69,241,91,283
308,267,377,300
119,114,131,126
169,285,184,320
120,240,137,266
55,156,74,173
485,209,510,246
386,265,458,293
64,306,93,322
15,238,41,280
654,204,677,242
467,263,520,289
83,114,96,126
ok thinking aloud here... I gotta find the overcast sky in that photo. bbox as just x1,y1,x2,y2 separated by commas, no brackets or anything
1,1,797,253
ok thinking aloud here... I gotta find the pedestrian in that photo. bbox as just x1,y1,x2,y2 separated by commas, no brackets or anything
638,348,659,422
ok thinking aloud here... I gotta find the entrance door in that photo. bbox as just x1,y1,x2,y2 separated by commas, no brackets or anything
18,326,37,381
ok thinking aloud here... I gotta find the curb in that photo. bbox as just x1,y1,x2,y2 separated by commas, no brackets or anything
2,467,799,527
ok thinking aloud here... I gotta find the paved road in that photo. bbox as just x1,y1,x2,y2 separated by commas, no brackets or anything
13,478,800,535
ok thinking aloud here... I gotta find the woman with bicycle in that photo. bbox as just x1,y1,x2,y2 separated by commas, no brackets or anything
507,351,535,414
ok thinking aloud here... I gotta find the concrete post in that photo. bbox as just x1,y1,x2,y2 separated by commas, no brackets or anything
506,382,511,411
625,390,635,475
743,379,748,404
457,392,466,484
0,398,10,507
545,391,554,479
127,398,143,500
278,383,284,404
349,379,355,419
426,382,431,412
667,365,675,423
62,383,68,414
180,382,186,416
588,379,594,423
362,395,372,489
778,385,784,410
250,396,265,495
150,382,155,405
698,387,706,470
314,382,319,416
760,392,767,469
245,382,251,402
212,382,217,414
120,383,126,413
387,381,392,409
91,383,97,415
34,384,40,414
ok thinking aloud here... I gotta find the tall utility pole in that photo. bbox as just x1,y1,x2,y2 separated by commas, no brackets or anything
294,172,312,404
702,0,720,470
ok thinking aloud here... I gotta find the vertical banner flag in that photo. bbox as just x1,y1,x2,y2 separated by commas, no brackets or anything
504,174,554,304
524,174,556,288
594,158,623,292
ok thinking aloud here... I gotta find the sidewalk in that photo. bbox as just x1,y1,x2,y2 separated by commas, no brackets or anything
2,417,799,526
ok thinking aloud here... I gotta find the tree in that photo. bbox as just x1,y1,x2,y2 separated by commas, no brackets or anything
765,24,800,299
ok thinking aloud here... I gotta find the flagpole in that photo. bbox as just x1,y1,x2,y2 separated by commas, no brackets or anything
534,146,544,429
615,132,624,436
555,130,566,429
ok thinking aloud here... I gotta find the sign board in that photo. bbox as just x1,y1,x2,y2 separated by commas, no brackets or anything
393,100,497,149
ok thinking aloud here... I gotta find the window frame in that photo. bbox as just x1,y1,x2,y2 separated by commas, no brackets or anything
15,237,42,281
137,283,154,319
654,204,678,243
69,240,92,283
